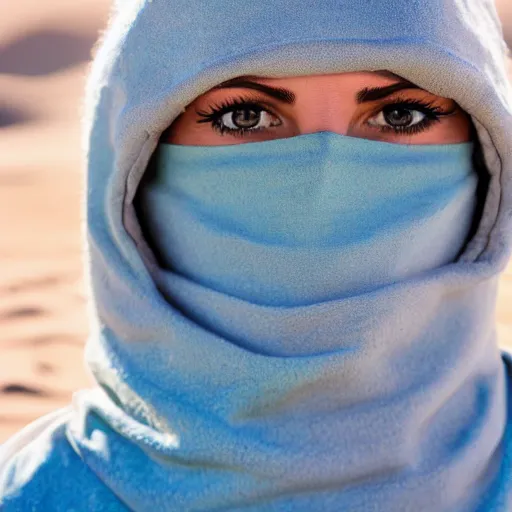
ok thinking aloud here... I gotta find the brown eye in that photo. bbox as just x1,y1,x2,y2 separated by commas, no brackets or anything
368,105,427,130
218,107,281,132
228,108,261,129
382,106,415,127
196,99,283,137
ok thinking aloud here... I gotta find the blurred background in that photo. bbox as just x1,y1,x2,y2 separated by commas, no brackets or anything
0,1,511,442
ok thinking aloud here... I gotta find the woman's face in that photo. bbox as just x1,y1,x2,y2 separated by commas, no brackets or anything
164,71,472,146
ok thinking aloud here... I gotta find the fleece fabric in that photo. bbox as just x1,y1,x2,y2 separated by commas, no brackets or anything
138,134,478,307
1,1,512,511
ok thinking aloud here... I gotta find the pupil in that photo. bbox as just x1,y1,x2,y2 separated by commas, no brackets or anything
384,107,413,127
233,108,260,129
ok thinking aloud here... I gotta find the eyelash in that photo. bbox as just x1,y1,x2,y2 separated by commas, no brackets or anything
196,96,276,138
195,94,454,138
371,94,453,135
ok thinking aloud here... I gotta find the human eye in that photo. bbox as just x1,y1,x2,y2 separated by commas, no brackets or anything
366,97,455,136
195,96,282,138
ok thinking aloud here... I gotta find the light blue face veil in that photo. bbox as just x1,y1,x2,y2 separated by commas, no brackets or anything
137,132,478,309
1,1,512,511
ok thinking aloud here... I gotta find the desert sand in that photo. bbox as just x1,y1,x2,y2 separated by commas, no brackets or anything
1,1,512,443
0,0,111,441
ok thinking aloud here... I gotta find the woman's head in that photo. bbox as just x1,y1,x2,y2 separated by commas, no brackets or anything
164,71,472,146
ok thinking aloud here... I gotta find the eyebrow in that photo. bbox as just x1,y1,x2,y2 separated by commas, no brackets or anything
356,81,421,103
212,75,421,106
212,77,296,104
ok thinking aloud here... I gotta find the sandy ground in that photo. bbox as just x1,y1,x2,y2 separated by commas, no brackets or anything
0,0,111,441
1,1,512,443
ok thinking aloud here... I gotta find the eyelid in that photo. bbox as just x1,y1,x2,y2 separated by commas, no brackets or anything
194,94,289,139
358,96,452,127
200,93,282,115
347,95,451,137
195,94,286,130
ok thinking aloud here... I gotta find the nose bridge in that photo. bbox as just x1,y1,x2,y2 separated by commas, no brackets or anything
295,85,352,136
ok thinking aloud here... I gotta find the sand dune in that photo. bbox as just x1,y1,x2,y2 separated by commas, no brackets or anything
1,1,511,442
0,0,111,441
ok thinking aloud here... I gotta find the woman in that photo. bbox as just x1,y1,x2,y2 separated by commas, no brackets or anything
1,1,511,510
